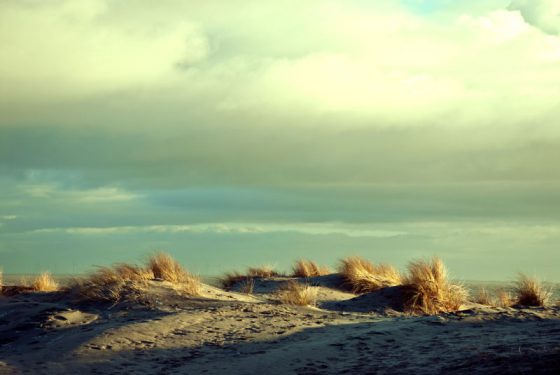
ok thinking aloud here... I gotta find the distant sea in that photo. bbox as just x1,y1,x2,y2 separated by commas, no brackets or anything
3,274,559,301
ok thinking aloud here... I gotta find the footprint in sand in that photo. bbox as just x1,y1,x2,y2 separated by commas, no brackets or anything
43,310,98,329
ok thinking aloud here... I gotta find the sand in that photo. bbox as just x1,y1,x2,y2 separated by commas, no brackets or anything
1,277,559,374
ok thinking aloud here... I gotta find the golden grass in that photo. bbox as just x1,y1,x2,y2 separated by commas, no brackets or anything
220,272,247,290
277,280,317,306
496,289,513,308
220,265,281,291
339,256,402,293
514,273,551,307
474,288,492,305
148,252,188,283
113,263,154,281
31,272,59,292
72,252,200,302
403,257,467,315
239,277,255,294
247,265,281,278
292,259,330,278
70,266,142,302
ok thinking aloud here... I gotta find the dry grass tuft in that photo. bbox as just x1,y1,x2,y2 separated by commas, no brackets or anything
514,273,551,307
339,256,402,293
292,259,330,278
31,272,59,292
147,252,200,296
220,272,247,290
496,290,513,308
70,266,143,302
277,280,317,306
220,265,281,291
247,265,281,278
239,277,255,294
403,257,467,315
113,263,154,281
474,288,492,305
72,252,200,302
148,252,189,283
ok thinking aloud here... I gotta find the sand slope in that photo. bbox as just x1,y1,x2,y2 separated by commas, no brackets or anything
1,279,559,374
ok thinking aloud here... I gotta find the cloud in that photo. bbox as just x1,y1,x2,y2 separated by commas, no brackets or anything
0,0,209,101
21,183,139,202
1,1,560,279
1,0,559,129
509,0,560,34
31,222,408,238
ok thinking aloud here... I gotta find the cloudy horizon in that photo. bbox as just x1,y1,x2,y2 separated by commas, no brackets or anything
1,0,560,280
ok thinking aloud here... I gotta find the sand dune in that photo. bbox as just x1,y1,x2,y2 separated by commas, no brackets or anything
1,276,559,374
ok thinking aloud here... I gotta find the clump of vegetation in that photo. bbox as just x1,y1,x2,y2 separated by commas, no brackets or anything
292,259,330,278
247,265,281,278
277,280,317,306
496,290,513,308
113,263,154,281
220,271,247,290
514,273,551,307
31,272,59,292
220,265,282,290
71,252,200,302
339,256,402,293
403,257,467,315
239,277,255,294
148,252,188,282
474,287,492,305
70,266,144,302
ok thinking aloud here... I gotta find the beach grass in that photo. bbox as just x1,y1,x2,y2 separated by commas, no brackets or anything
70,252,200,302
514,273,551,307
339,256,402,293
277,280,317,306
31,272,59,292
292,259,330,278
474,287,492,305
403,257,468,315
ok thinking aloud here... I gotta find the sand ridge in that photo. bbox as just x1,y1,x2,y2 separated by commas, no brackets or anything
1,279,559,374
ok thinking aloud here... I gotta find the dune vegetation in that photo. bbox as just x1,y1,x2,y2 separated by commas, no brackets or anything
496,290,513,308
70,252,200,302
239,277,255,294
147,252,200,289
220,265,282,290
514,273,551,307
291,259,330,278
277,280,317,306
2,254,557,316
474,288,492,305
402,257,468,315
219,272,247,290
339,256,402,293
247,265,281,278
31,272,59,292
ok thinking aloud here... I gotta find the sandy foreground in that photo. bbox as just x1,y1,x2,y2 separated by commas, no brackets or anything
1,276,559,374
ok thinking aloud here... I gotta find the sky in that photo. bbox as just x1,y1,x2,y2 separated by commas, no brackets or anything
1,0,560,280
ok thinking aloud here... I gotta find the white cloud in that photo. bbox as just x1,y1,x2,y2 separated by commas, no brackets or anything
1,1,559,130
29,220,560,245
0,0,208,101
74,187,140,202
32,222,408,238
23,184,139,202
509,0,560,35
